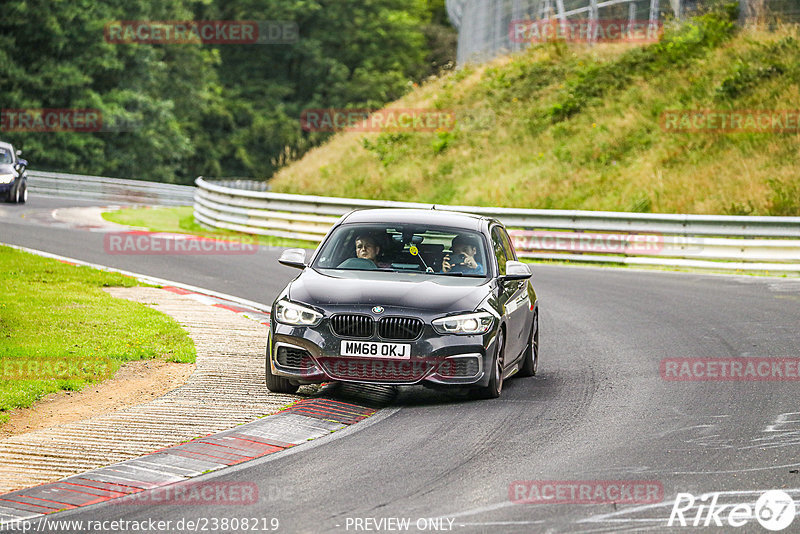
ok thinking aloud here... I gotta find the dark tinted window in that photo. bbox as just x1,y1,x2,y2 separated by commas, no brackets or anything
491,227,507,275
499,227,517,261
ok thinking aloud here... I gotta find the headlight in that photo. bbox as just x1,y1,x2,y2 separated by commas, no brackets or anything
0,174,14,184
274,299,323,326
432,311,494,335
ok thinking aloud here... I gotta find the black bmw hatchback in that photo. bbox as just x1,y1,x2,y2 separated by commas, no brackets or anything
267,208,539,399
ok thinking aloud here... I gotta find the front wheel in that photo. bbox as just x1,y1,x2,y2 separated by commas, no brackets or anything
18,182,27,204
518,309,539,377
265,343,299,394
472,328,505,399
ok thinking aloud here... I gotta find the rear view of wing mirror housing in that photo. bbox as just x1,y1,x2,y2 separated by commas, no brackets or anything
501,260,532,281
279,248,307,269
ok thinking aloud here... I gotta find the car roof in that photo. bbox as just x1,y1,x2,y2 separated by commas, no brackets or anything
0,142,13,152
341,208,488,231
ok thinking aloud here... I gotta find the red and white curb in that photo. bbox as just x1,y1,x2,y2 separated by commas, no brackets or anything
160,287,271,326
0,243,385,526
0,400,376,524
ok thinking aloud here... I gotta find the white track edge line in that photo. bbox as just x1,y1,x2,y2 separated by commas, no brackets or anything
0,242,271,313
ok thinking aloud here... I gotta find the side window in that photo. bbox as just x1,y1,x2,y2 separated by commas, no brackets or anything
491,227,507,275
499,228,517,261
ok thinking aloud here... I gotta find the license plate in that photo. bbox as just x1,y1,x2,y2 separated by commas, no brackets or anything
340,341,411,359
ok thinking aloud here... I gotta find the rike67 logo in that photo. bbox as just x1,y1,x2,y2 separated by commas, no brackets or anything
668,490,796,531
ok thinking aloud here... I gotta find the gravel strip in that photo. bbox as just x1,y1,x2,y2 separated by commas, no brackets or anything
0,287,298,494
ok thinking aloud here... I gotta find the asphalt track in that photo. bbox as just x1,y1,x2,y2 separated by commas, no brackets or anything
2,196,799,533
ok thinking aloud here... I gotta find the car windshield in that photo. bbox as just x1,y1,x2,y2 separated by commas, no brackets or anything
313,223,489,277
0,149,12,164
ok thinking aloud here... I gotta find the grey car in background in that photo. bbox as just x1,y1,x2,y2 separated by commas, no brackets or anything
0,141,28,203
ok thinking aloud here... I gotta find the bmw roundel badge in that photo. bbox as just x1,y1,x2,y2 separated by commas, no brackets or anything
372,306,384,314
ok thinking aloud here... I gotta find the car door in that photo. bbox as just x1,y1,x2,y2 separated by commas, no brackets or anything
499,227,532,359
491,226,526,362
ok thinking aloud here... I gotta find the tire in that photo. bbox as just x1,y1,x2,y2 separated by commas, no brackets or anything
472,328,505,399
265,341,299,394
518,308,539,377
18,182,27,204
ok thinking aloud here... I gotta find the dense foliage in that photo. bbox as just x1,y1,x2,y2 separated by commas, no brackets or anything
0,0,455,183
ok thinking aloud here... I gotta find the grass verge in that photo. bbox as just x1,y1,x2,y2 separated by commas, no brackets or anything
102,206,318,249
0,245,196,425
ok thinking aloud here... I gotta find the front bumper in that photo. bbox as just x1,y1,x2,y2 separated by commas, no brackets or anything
269,318,497,387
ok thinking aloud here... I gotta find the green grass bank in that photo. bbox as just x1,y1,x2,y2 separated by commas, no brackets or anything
0,246,195,425
269,5,800,216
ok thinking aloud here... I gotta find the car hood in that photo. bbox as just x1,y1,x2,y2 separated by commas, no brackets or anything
0,164,17,175
288,268,490,313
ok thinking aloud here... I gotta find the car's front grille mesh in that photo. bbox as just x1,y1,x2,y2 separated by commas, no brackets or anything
276,346,310,369
438,357,480,378
330,315,374,338
378,317,423,340
320,358,431,383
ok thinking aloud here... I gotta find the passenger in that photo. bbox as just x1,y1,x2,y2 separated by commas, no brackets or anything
442,234,485,274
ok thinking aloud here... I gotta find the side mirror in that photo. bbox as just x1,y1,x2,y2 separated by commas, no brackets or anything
279,248,307,269
15,150,22,156
500,261,531,281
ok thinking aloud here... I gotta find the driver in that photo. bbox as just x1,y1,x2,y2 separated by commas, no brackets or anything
354,233,390,268
442,234,485,274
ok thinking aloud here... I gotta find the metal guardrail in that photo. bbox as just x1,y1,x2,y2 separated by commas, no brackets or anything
28,170,195,206
208,179,270,192
194,177,800,271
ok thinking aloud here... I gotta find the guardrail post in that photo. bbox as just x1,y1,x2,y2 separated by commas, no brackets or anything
650,0,660,24
556,0,568,36
589,0,599,44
